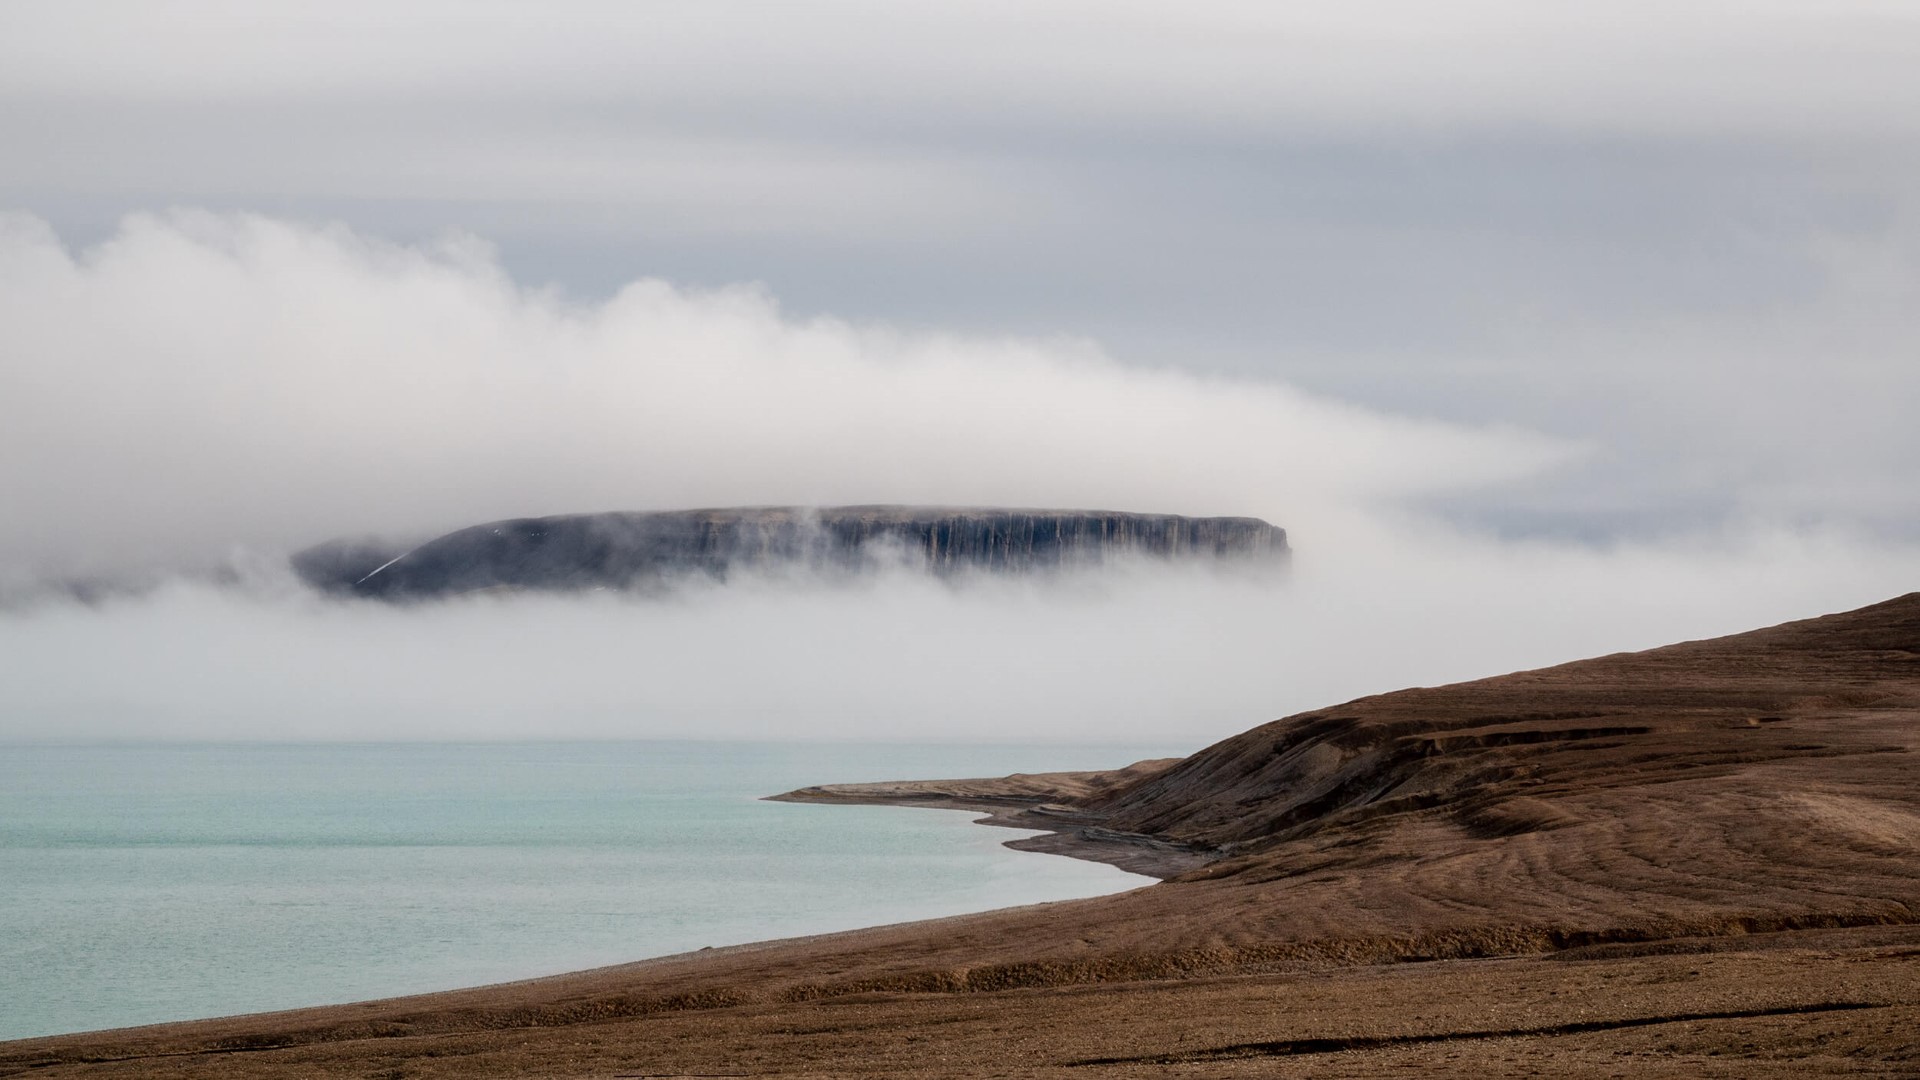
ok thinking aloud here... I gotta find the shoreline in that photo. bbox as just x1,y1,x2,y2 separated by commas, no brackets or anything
764,758,1215,880
0,737,1182,1045
1,755,1183,1046
7,596,1919,1075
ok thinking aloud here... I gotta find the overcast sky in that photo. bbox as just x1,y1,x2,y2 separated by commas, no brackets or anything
7,1,1920,542
2,3,1917,741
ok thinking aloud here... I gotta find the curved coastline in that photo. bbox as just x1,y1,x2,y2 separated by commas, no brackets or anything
6,595,1920,1076
0,742,1165,1045
764,760,1215,880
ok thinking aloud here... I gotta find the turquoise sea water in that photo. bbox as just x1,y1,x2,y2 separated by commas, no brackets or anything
0,741,1173,1041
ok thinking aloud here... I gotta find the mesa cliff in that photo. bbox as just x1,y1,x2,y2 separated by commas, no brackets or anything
291,505,1288,599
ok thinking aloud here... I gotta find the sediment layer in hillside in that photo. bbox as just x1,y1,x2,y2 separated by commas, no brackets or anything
8,594,1918,1077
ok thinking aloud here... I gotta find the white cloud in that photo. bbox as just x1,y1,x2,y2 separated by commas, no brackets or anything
3,211,1917,746
3,526,1914,744
0,211,1574,578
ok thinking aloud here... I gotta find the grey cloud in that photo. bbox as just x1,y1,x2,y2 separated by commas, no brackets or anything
6,3,1919,139
5,3,1917,549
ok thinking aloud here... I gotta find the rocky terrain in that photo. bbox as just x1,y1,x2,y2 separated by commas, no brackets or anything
292,506,1290,599
5,593,1917,1077
769,759,1209,878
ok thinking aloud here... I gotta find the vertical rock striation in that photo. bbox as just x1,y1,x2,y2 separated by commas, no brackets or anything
291,506,1289,599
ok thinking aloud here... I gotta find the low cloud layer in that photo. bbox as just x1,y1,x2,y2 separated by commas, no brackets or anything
2,212,1917,745
0,212,1569,579
4,531,1915,745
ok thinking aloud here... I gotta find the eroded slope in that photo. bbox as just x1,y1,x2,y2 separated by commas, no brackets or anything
7,594,1918,1077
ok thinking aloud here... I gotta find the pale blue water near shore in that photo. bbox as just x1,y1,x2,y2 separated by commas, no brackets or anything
0,741,1177,1041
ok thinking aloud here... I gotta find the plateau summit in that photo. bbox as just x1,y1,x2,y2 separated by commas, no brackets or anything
292,507,1289,600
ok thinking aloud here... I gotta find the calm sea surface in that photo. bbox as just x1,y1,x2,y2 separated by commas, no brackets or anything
0,741,1175,1040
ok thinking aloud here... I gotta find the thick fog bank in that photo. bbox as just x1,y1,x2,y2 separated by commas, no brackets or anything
3,213,1917,744
4,529,1915,744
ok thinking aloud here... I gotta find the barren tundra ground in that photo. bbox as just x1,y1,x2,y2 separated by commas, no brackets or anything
5,594,1918,1078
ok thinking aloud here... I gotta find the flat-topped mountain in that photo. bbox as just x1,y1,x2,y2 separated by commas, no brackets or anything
291,506,1289,599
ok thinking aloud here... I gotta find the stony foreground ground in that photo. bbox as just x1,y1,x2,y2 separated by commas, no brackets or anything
6,594,1918,1077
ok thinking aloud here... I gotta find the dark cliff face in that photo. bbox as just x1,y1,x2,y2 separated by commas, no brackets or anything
291,506,1289,599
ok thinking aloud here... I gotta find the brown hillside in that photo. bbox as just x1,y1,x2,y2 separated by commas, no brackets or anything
6,594,1918,1077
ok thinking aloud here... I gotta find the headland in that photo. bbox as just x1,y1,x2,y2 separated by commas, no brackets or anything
6,594,1918,1077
